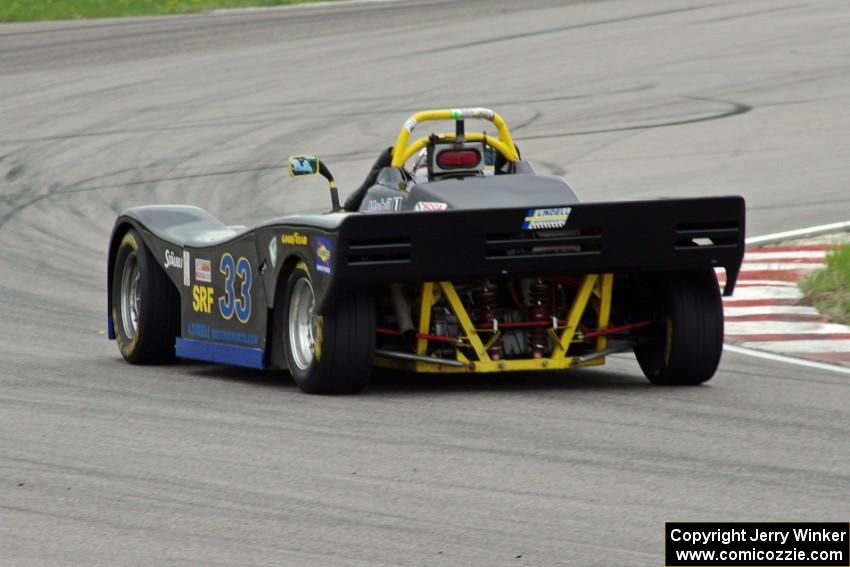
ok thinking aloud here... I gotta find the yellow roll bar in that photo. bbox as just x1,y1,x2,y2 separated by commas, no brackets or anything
390,108,519,168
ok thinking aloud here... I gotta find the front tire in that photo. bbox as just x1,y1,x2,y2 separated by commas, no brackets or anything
282,263,375,394
633,270,724,385
111,229,179,364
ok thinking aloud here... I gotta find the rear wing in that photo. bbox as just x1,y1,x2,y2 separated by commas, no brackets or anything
318,196,744,311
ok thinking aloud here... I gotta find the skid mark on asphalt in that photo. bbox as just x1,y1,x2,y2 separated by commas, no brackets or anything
409,4,723,55
721,245,850,366
694,3,807,25
519,98,752,141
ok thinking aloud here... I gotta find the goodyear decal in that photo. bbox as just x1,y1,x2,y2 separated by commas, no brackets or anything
522,207,571,230
282,232,308,246
315,237,332,274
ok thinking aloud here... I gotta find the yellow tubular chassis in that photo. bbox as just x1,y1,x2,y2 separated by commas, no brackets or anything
374,274,616,373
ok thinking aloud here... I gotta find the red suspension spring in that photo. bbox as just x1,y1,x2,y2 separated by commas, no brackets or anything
528,280,553,358
476,286,502,360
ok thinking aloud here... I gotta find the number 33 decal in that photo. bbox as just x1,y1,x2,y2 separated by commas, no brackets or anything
218,253,252,323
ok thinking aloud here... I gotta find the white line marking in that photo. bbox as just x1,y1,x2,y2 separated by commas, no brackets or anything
718,278,797,288
726,222,850,374
740,262,824,271
731,280,797,287
723,344,850,375
724,287,803,300
746,221,850,245
738,340,850,353
725,321,850,335
723,305,820,317
744,250,827,260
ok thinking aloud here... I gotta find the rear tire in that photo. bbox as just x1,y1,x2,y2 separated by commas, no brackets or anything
633,270,723,385
282,263,375,394
111,229,179,364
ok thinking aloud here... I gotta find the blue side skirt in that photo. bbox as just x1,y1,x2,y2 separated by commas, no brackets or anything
175,338,265,369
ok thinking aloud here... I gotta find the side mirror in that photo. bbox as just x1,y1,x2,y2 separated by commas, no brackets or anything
288,155,320,177
287,154,341,212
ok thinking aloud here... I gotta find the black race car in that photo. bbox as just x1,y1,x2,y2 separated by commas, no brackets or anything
108,108,745,394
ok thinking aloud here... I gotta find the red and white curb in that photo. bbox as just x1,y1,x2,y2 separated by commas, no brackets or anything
720,222,850,373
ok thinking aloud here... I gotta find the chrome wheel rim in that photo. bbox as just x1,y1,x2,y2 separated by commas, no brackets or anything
120,253,141,339
288,277,316,371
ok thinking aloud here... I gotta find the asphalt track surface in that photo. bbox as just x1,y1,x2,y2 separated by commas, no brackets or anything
1,0,849,565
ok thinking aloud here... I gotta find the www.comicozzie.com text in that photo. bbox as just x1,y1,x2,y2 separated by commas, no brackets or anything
670,527,847,546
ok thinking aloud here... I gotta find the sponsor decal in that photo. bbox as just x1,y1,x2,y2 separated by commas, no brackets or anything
268,238,278,269
414,201,448,212
191,285,215,313
164,249,183,269
195,258,212,283
183,251,190,286
366,196,404,211
187,322,210,339
451,107,495,120
186,322,259,346
521,207,571,230
165,249,189,286
281,232,308,246
315,237,332,274
210,328,260,346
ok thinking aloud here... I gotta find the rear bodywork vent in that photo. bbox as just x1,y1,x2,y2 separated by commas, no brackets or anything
347,237,412,266
485,229,602,260
675,221,740,250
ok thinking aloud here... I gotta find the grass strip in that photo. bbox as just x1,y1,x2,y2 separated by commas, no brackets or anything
800,243,850,325
1,0,335,22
